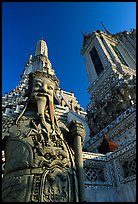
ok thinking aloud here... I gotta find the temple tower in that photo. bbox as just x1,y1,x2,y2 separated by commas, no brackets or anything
81,29,136,152
80,28,136,202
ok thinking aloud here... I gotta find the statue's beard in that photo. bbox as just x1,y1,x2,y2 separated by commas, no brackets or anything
34,94,47,117
15,92,55,131
33,93,55,131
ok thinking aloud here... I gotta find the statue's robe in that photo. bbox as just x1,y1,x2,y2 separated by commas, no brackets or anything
2,112,79,202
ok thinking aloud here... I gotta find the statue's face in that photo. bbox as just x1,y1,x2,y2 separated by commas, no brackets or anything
30,76,55,102
30,76,55,115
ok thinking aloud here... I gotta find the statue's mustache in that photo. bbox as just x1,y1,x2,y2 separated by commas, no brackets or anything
33,91,49,98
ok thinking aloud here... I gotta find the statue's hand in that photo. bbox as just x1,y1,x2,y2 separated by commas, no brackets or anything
68,120,85,143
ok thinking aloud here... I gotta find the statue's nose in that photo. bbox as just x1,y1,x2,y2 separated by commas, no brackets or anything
40,85,47,93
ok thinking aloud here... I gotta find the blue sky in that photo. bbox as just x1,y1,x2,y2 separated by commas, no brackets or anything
2,2,136,111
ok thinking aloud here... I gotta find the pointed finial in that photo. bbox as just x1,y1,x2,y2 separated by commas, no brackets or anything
100,22,111,35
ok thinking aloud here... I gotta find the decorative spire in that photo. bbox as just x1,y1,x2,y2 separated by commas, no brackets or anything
35,39,48,57
100,22,111,35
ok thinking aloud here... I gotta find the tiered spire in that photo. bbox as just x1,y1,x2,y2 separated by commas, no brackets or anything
23,38,54,76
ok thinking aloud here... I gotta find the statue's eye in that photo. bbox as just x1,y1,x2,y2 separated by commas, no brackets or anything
35,83,41,88
48,86,54,90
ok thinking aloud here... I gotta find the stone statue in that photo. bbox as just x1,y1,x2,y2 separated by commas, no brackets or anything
2,71,86,202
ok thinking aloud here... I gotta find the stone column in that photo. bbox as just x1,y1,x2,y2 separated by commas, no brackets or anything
74,134,86,202
69,120,86,202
